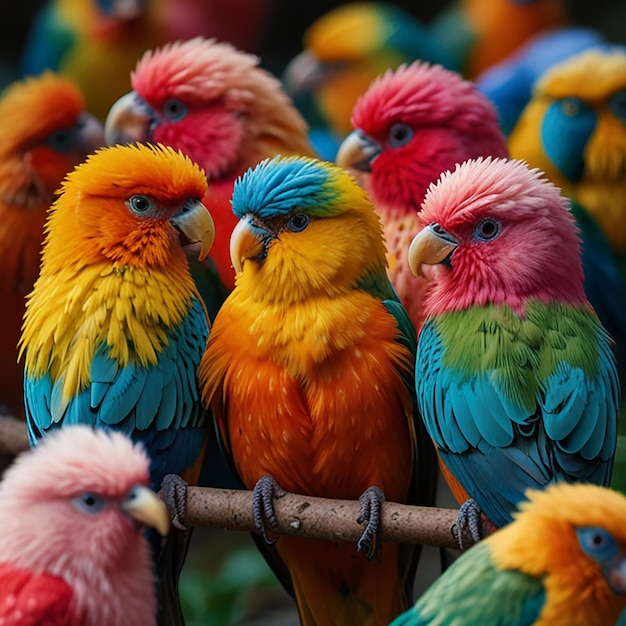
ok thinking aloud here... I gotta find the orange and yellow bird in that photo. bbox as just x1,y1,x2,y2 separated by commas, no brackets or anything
0,71,103,419
200,156,437,626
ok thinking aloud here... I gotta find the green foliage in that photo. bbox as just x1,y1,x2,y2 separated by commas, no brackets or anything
180,544,283,626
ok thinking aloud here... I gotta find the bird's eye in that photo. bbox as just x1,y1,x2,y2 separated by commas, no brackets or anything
162,98,188,122
127,195,154,214
474,218,501,241
560,97,583,117
46,128,78,154
610,89,626,123
285,213,310,233
387,123,413,148
73,492,106,515
577,526,617,562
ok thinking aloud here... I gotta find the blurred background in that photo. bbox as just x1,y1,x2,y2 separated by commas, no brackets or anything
2,1,625,625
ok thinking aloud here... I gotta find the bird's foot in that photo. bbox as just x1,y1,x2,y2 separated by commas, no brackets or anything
356,486,385,560
159,474,189,532
451,498,485,550
252,475,287,545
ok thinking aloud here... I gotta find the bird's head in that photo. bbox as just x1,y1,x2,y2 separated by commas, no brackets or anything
407,157,586,317
0,71,104,209
335,61,508,215
104,37,312,181
497,483,626,611
0,425,169,575
229,155,392,304
283,3,459,137
46,142,214,269
509,47,626,188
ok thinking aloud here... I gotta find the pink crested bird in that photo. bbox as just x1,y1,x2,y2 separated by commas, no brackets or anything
336,61,508,333
104,36,316,298
0,425,170,626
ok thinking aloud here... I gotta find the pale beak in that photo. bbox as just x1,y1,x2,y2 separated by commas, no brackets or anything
607,553,626,595
170,199,215,262
335,129,382,172
122,484,170,536
104,91,153,146
229,215,272,275
408,223,460,278
283,50,329,96
76,112,106,156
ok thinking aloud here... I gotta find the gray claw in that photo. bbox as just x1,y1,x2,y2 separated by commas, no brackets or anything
159,473,189,531
451,498,485,550
252,475,287,544
357,486,385,559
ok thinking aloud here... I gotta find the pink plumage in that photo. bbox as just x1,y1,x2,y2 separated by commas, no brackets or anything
0,426,169,626
105,36,315,291
417,157,586,317
336,61,508,332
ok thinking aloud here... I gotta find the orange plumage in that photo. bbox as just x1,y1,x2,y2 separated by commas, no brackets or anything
0,72,103,418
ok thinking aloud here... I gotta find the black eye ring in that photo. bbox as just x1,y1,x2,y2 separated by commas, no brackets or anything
285,213,310,233
72,492,106,515
387,122,414,148
128,195,153,214
474,218,501,241
163,98,188,122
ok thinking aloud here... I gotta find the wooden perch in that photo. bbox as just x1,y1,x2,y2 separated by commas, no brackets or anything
0,415,469,551
183,486,467,551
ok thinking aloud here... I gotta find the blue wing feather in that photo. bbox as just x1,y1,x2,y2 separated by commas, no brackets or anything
25,295,209,488
417,309,619,526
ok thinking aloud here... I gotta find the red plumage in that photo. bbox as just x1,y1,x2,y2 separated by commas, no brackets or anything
336,61,508,332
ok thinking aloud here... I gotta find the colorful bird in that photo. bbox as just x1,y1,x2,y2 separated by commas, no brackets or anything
408,157,619,537
18,142,214,624
390,482,626,626
18,0,168,122
200,156,437,626
430,0,570,79
282,2,460,160
0,70,104,420
508,47,626,273
0,424,170,626
335,60,508,334
104,36,316,299
476,27,610,136
507,47,626,391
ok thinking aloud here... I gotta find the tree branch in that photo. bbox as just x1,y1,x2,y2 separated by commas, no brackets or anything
183,486,466,550
0,415,468,551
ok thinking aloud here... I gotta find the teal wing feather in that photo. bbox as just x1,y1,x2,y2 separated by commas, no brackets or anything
390,541,546,626
416,304,619,527
24,295,209,489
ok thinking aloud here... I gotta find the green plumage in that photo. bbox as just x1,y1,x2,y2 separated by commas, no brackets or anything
391,542,545,626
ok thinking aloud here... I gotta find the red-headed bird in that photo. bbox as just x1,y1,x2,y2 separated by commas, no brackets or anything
0,71,103,419
336,60,508,334
200,155,437,626
0,425,170,626
408,157,619,540
104,36,316,299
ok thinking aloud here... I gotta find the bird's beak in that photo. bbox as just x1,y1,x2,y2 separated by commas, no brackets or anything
335,129,382,173
104,91,153,146
408,223,460,278
230,215,272,275
170,199,215,262
283,50,329,96
122,484,170,536
607,553,626,595
76,112,106,156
